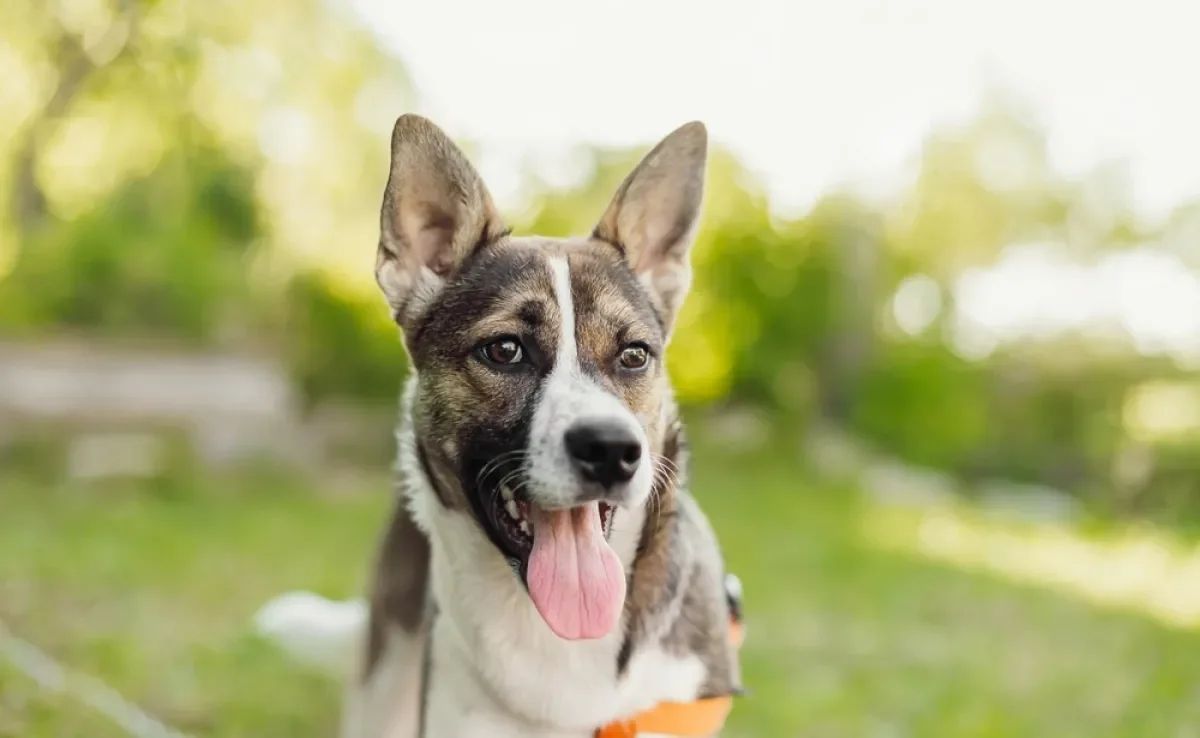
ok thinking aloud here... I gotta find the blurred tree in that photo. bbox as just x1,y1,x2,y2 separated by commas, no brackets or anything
885,90,1066,282
0,131,262,342
4,0,143,236
282,267,408,411
0,0,412,348
1164,201,1200,269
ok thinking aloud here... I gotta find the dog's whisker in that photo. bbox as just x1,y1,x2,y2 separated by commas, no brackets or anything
475,450,530,488
650,457,679,493
651,453,679,470
641,454,681,533
496,468,526,494
652,455,676,476
475,459,505,487
650,453,681,478
495,465,521,483
477,449,527,478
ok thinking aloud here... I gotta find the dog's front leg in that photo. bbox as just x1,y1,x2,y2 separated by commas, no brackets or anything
340,614,429,738
339,496,431,738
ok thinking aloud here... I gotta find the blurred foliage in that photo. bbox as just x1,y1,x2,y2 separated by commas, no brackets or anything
3,0,1200,516
281,268,407,411
0,135,258,341
0,0,410,396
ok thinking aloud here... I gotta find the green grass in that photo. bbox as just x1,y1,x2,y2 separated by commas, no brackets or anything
2,450,1199,737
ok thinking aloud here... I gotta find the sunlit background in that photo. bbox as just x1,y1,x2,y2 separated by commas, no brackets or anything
3,0,1200,735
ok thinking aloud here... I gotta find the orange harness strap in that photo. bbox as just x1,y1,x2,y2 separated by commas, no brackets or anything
595,621,744,738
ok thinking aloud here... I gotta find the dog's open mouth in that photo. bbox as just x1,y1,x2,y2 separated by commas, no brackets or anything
482,479,624,641
487,480,615,557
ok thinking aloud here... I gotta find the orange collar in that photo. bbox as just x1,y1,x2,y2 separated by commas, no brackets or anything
595,620,744,738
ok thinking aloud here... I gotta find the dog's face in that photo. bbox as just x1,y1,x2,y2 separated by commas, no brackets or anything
375,115,706,640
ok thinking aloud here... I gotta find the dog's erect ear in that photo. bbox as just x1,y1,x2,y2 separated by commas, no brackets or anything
377,114,506,327
594,121,707,334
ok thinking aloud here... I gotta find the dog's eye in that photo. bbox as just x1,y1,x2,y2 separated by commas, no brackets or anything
618,344,650,371
481,338,524,366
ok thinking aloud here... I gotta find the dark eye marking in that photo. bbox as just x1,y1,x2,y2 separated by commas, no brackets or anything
517,301,544,329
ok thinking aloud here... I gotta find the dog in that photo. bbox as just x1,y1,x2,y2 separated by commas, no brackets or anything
337,114,745,738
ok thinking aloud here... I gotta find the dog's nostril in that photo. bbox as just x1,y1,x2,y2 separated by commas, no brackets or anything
578,441,608,464
564,420,642,487
621,444,641,465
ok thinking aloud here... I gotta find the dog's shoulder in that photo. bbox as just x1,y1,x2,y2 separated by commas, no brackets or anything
662,492,743,698
620,491,743,703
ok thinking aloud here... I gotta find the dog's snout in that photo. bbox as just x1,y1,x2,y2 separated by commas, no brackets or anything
564,420,642,488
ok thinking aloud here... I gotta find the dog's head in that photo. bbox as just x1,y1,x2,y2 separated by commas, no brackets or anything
376,115,706,640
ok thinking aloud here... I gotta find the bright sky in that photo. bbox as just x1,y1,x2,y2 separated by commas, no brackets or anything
353,0,1199,221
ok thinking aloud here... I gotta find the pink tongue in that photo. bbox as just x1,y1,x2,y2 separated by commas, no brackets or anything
526,503,626,640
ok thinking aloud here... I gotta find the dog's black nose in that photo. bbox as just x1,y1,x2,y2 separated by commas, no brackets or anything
564,420,642,488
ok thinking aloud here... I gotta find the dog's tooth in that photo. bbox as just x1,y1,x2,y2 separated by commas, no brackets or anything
506,500,520,520
501,484,514,501
519,520,531,536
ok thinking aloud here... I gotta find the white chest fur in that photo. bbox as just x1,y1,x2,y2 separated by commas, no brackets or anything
411,491,707,737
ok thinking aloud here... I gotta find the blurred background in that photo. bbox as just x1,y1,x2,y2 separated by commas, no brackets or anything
3,0,1200,735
